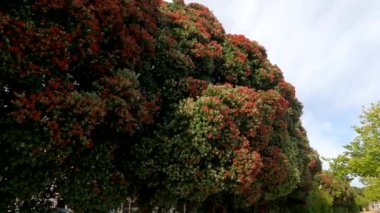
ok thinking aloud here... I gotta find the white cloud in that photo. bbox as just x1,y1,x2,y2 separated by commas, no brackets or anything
302,112,347,168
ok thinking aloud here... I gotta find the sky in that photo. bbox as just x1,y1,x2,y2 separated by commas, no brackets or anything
182,0,380,178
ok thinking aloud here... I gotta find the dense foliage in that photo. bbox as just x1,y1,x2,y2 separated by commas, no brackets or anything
316,172,359,212
336,102,380,178
330,102,380,208
259,171,361,213
0,0,320,211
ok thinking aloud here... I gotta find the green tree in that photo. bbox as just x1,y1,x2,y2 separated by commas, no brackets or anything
344,102,380,177
316,172,359,213
330,102,380,205
330,102,380,211
362,177,380,201
354,186,370,211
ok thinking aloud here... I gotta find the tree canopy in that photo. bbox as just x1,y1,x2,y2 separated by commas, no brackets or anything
341,102,380,178
330,102,380,204
330,102,380,178
0,0,320,211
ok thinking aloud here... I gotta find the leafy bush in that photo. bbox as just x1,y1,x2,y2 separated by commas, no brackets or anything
0,0,320,211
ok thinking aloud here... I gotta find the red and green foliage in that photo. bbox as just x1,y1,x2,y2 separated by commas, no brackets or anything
135,82,319,209
316,172,360,212
0,0,160,211
0,0,320,211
